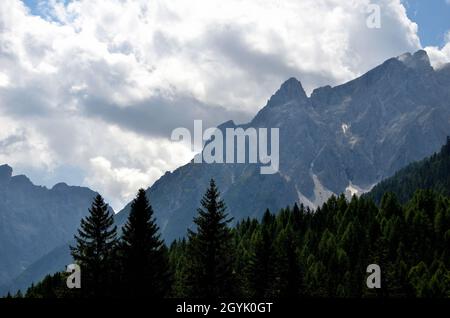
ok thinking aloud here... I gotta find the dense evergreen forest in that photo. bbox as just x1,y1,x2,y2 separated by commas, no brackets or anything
6,141,450,299
369,137,450,204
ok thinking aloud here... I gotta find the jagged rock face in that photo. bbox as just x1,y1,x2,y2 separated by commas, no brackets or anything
0,165,98,287
5,50,450,294
116,50,450,242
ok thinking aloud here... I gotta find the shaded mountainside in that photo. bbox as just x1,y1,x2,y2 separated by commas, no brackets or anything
117,50,450,242
5,49,450,295
3,243,73,295
368,137,450,204
15,136,450,296
24,174,450,298
0,165,100,292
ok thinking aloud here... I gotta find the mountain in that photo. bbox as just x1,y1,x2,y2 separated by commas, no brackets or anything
6,49,450,293
3,243,73,295
19,141,450,299
0,165,99,292
116,50,450,242
368,137,450,204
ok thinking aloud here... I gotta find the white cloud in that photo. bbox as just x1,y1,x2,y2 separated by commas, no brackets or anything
425,29,450,68
426,43,450,68
0,72,10,87
82,125,194,209
0,0,425,209
86,157,162,211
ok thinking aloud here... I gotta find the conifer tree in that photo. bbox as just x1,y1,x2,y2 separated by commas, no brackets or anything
246,210,276,298
186,179,235,298
119,189,169,298
70,194,117,297
274,226,303,298
168,239,190,297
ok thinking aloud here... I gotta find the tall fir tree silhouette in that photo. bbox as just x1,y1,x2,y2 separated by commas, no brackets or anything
70,194,117,297
246,209,276,298
186,179,235,298
119,189,169,298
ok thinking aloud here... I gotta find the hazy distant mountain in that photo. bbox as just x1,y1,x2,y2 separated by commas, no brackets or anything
0,165,99,292
116,50,450,242
3,243,72,295
4,49,450,294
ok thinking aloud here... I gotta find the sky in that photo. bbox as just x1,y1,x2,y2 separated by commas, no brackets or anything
402,0,450,47
0,0,449,210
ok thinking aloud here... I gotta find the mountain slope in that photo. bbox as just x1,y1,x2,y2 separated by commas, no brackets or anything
368,137,450,204
9,50,450,293
0,165,99,290
3,243,72,295
116,50,450,242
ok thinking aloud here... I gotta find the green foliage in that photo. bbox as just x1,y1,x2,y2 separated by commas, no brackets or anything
183,179,236,298
369,137,450,204
70,194,118,297
118,189,170,298
25,272,80,298
22,177,450,299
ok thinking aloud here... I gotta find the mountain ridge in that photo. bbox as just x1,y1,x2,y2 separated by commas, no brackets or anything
0,164,101,292
3,49,450,294
115,49,450,242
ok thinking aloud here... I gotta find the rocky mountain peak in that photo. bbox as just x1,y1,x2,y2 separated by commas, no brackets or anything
217,119,237,131
397,49,433,73
119,50,450,244
51,182,69,191
0,166,99,291
10,174,32,187
0,164,13,183
266,77,307,107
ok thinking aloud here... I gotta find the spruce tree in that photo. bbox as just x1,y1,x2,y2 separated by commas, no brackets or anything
186,179,235,298
70,194,118,297
274,226,302,298
246,210,276,298
168,239,190,297
119,189,169,298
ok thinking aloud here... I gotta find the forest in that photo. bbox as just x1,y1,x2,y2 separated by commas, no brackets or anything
5,141,450,299
5,183,447,298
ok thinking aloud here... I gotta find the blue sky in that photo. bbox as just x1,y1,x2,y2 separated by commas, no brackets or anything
402,0,450,47
22,0,48,15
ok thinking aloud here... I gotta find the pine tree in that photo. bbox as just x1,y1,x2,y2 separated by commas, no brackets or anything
246,210,276,298
119,189,169,298
274,226,303,298
186,179,235,298
168,238,191,297
70,194,118,297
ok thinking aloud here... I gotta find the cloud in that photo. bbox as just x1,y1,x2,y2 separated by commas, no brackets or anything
85,156,164,210
426,44,450,68
0,0,425,209
80,93,249,139
425,29,450,68
0,72,10,87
